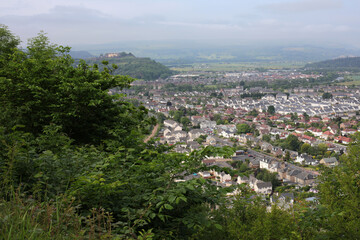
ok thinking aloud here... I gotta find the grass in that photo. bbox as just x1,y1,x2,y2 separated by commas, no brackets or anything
338,75,360,86
0,190,114,240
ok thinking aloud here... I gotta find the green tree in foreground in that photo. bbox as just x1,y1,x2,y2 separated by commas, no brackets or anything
0,30,146,145
0,26,233,239
317,133,360,238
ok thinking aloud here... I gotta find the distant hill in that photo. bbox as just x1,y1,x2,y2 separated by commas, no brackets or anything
69,50,94,59
85,52,174,81
304,57,360,71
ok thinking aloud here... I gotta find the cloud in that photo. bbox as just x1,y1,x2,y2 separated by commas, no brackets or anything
259,0,342,13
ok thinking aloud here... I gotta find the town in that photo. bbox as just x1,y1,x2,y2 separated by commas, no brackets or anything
115,69,360,207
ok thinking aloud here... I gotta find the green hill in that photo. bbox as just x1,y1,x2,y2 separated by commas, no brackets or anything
305,57,360,71
86,52,175,81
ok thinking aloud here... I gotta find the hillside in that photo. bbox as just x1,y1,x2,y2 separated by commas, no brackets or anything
305,57,360,71
69,50,94,59
86,52,175,81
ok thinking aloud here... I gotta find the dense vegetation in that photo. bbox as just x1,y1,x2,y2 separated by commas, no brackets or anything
1,25,360,239
85,53,174,81
305,57,360,72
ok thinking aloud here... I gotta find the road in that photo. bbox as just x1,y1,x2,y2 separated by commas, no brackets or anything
144,124,159,143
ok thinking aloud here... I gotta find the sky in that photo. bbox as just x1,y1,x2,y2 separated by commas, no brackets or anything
1,0,359,48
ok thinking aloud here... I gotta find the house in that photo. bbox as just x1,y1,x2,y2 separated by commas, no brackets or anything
219,172,232,183
199,171,212,179
321,131,334,140
328,125,339,134
200,120,216,130
188,129,206,140
237,175,249,184
276,93,288,100
237,175,272,195
340,122,352,129
262,94,276,100
295,154,318,166
282,150,298,159
334,136,352,144
294,172,317,186
259,158,273,170
285,125,295,131
261,142,273,152
271,192,294,209
254,181,272,195
173,131,188,140
187,141,201,151
320,157,339,167
308,127,322,137
341,128,357,136
164,119,179,129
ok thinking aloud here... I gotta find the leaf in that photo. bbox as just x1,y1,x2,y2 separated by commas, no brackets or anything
214,224,223,230
168,195,176,204
164,204,173,210
34,172,43,178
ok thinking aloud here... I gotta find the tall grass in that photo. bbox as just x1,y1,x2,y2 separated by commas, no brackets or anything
0,190,115,240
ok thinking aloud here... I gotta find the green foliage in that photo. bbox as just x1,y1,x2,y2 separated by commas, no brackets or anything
0,24,20,57
316,133,360,238
85,53,174,81
267,105,275,115
0,32,149,145
236,124,252,134
256,169,282,190
3,25,360,239
262,134,271,142
322,92,333,99
281,134,302,151
305,57,360,72
196,186,299,240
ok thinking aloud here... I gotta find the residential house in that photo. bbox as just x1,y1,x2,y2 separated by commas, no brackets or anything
188,129,206,140
334,136,352,144
200,120,217,130
295,154,318,166
164,119,179,129
321,131,334,140
271,192,294,209
320,157,339,167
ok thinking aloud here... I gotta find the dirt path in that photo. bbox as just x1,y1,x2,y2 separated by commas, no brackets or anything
144,124,160,143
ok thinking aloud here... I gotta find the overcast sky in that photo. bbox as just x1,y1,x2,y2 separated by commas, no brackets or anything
1,0,359,48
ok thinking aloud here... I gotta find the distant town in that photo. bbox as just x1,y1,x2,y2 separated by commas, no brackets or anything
110,68,360,207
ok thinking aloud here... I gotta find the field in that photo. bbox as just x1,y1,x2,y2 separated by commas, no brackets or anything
171,61,306,72
338,75,360,86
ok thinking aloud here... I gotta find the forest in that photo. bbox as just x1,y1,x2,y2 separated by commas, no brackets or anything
84,53,174,81
1,25,360,239
304,57,360,72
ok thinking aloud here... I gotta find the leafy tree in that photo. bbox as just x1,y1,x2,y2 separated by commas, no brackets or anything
236,124,252,134
248,109,258,117
301,143,311,153
262,134,271,142
318,133,360,238
291,112,298,121
282,134,302,151
0,31,146,145
0,27,236,239
267,105,275,115
0,24,20,57
256,169,281,190
303,112,310,121
283,151,290,161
